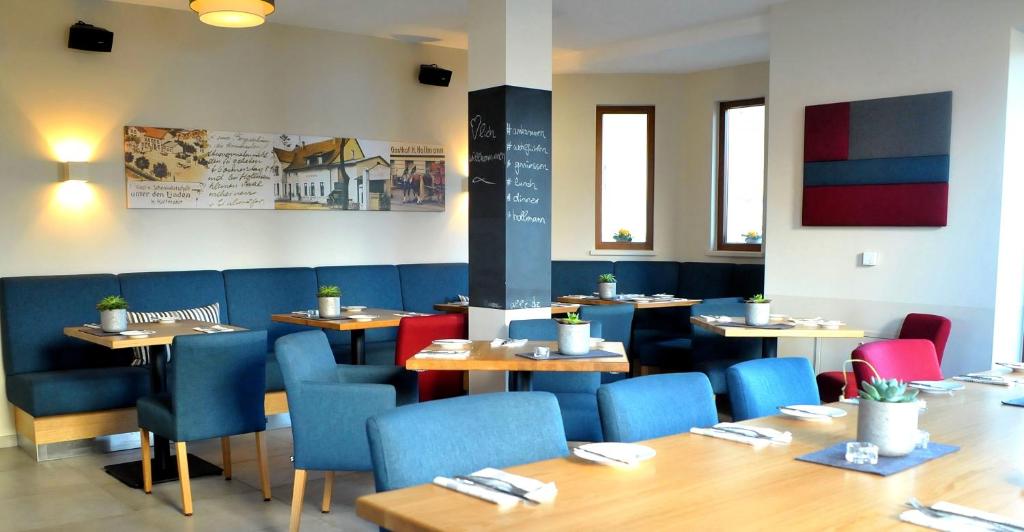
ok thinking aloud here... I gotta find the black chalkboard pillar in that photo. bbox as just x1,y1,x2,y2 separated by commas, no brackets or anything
468,85,552,310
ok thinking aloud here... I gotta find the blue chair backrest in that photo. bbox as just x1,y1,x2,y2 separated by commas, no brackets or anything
578,304,634,350
597,373,717,442
277,330,396,471
691,298,762,362
508,319,602,341
508,319,603,393
275,331,340,387
1,274,127,374
119,270,227,318
397,263,468,313
169,330,267,441
551,261,614,297
315,265,403,345
726,358,820,421
223,268,317,345
366,392,569,491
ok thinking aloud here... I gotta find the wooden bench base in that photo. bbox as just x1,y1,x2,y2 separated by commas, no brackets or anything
11,391,290,460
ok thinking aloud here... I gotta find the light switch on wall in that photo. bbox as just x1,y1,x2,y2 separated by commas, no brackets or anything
860,251,879,266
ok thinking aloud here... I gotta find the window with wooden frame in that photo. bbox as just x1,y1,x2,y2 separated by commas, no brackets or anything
716,98,766,252
595,106,655,251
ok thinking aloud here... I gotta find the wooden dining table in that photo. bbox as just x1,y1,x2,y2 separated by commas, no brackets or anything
64,320,246,489
690,316,865,366
557,295,701,310
405,340,629,391
356,381,1024,530
271,308,425,365
433,302,581,315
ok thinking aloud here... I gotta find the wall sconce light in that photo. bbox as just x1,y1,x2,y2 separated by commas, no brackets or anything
60,161,90,183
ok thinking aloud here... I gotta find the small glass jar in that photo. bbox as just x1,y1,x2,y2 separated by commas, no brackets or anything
534,346,551,359
916,430,930,450
845,442,879,465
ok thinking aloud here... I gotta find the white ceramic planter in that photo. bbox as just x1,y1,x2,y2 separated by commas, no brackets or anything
318,296,341,318
856,399,920,457
100,309,128,333
598,282,617,300
557,322,591,355
745,302,770,326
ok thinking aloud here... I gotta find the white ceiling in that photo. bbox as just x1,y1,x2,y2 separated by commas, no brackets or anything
108,0,784,73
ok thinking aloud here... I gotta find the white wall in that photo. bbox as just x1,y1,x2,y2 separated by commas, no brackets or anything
552,63,769,263
764,0,1024,376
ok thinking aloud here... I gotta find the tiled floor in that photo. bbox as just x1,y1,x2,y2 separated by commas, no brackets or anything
0,428,377,532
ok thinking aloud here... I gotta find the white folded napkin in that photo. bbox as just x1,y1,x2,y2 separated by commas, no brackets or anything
690,423,792,448
900,501,1024,531
490,338,528,348
433,467,557,508
699,315,732,323
193,325,231,334
416,350,471,359
433,477,519,509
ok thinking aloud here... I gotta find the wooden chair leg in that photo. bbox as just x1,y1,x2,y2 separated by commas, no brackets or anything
290,469,307,532
221,436,232,480
255,431,272,501
139,429,152,494
175,441,193,516
321,471,334,513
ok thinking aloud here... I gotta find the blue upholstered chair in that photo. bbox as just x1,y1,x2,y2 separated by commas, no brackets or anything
727,358,820,421
136,330,270,516
578,304,634,384
275,331,417,530
508,319,604,442
597,373,718,443
366,392,569,492
691,298,763,394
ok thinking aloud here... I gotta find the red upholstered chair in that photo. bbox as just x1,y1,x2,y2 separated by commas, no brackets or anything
395,314,468,402
817,313,952,402
898,313,951,363
852,339,943,385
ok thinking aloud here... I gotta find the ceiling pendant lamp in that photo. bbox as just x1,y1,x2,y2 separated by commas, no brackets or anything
190,0,276,28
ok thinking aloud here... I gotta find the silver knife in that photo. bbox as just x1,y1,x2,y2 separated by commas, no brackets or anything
453,476,536,504
576,447,635,465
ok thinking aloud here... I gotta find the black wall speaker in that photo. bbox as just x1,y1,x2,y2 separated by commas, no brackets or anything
418,64,452,87
68,21,113,53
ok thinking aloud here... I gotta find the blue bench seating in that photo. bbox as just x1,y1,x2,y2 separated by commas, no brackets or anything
1,260,758,457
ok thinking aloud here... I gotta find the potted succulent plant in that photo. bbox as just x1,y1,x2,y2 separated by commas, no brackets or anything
556,313,591,355
744,294,771,326
612,228,633,243
97,295,129,333
597,273,617,300
317,285,342,318
857,377,921,457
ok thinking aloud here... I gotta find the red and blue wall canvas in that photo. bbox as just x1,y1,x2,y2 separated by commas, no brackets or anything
802,91,952,226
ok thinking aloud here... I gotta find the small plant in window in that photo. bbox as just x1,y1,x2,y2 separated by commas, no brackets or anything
742,230,762,244
612,228,633,242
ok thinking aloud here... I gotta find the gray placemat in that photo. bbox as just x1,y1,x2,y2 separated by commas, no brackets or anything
796,441,959,476
515,349,622,361
79,327,123,337
718,322,796,330
1002,397,1024,407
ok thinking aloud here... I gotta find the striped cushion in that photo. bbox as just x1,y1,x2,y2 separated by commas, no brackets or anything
126,303,221,366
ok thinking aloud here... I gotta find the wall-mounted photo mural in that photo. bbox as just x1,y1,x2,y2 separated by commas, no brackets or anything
123,126,446,211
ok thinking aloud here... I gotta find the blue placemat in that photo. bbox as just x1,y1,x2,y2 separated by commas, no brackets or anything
796,441,959,476
1003,396,1024,407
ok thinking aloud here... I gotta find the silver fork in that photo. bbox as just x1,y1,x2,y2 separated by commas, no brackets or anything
906,497,1024,531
